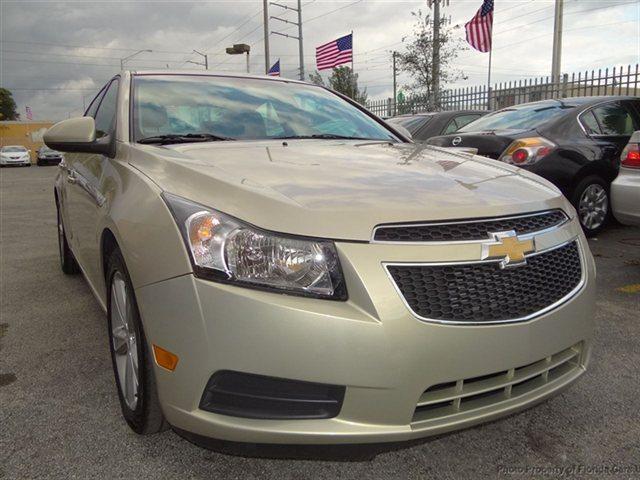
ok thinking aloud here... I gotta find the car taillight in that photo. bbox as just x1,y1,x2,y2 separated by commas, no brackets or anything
621,144,640,168
499,137,556,166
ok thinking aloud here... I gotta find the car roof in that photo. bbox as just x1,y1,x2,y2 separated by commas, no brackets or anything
390,110,486,119
506,96,640,110
125,69,309,85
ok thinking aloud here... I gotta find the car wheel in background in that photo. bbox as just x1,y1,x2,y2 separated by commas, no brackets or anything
56,205,80,274
572,175,610,237
106,248,167,435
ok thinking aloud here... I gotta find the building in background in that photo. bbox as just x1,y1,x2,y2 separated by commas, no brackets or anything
0,121,54,163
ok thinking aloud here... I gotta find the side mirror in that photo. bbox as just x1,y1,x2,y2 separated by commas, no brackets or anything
44,117,115,157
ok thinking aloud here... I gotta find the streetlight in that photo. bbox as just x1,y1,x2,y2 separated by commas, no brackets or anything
120,49,153,69
225,44,251,73
186,49,208,70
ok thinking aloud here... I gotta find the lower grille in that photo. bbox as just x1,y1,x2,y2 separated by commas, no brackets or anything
387,241,582,324
412,343,583,423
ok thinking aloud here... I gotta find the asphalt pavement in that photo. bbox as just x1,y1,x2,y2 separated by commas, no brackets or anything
1,166,639,479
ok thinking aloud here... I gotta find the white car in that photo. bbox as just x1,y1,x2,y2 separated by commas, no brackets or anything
612,131,640,226
0,145,31,167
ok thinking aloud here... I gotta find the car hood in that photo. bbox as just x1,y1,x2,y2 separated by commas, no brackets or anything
130,140,569,241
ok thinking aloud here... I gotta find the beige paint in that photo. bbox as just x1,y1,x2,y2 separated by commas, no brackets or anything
53,70,595,444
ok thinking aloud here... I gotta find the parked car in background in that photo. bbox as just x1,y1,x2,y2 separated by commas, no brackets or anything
37,145,64,166
612,130,640,226
0,145,31,167
44,71,594,447
427,96,640,236
387,110,487,141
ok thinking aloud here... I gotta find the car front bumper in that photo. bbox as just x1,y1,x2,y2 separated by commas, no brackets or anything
135,225,595,445
0,158,30,166
612,168,640,226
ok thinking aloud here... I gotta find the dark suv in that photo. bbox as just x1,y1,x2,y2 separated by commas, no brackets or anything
427,96,640,235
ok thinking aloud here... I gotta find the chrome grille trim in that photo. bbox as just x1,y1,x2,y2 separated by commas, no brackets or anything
371,209,569,245
384,238,586,326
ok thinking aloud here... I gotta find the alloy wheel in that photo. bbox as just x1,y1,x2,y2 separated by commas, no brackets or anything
110,272,140,410
578,183,608,231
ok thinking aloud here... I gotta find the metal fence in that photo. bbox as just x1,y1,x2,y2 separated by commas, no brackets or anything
366,64,640,118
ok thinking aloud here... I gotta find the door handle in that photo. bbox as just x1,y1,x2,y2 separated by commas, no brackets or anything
67,170,77,184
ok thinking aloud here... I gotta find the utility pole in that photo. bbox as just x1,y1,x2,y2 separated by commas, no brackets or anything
187,49,208,70
432,0,440,109
392,51,397,116
297,0,304,80
263,0,270,74
551,0,564,83
270,1,305,80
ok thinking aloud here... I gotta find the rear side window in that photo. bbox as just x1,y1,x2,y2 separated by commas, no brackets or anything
590,103,636,136
580,110,601,134
388,116,431,134
443,114,482,134
94,79,119,139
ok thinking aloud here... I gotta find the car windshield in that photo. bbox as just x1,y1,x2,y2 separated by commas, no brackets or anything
2,147,26,153
387,115,432,134
458,103,574,132
132,75,397,142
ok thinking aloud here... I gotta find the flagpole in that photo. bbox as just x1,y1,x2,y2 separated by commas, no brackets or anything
351,30,355,100
487,47,493,109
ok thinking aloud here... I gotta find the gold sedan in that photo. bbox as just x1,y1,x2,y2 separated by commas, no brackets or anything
44,71,595,446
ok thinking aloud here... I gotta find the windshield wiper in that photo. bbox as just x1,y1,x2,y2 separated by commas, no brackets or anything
138,133,235,145
273,134,382,141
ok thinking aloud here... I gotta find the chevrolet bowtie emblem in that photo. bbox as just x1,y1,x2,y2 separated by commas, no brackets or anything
481,231,536,269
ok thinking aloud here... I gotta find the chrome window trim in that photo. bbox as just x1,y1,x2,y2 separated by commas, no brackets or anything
371,209,569,245
384,237,586,326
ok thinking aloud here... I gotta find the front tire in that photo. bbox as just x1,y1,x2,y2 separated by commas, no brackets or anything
571,175,610,237
106,248,167,434
57,204,80,274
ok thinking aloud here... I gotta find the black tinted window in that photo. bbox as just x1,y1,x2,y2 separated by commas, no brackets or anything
94,79,119,139
580,110,601,134
459,103,573,132
388,115,431,134
591,103,636,136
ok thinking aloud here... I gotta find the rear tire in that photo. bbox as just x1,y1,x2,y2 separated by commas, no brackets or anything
106,248,167,435
57,204,80,274
571,175,611,237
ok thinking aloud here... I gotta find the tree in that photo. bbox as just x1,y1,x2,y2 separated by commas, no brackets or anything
307,67,368,105
308,70,325,86
396,9,466,108
0,88,20,121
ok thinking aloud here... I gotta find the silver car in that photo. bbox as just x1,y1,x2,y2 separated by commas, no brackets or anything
44,71,595,446
612,131,640,226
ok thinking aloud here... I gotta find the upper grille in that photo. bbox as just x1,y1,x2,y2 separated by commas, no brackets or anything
387,241,582,323
373,210,567,243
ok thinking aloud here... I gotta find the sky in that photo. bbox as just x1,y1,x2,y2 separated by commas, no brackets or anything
1,0,639,121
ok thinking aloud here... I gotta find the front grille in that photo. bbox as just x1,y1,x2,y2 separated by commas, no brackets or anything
412,343,583,423
373,210,567,242
387,241,582,323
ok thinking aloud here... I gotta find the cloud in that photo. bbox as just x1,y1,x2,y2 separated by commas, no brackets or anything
1,0,638,120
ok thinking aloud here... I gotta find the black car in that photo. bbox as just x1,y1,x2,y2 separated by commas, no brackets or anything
387,110,487,141
427,96,640,235
37,146,64,166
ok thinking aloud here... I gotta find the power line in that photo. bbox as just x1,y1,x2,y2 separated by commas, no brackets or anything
0,39,189,54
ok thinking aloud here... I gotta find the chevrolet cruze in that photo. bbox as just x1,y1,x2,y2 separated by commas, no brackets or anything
45,71,595,446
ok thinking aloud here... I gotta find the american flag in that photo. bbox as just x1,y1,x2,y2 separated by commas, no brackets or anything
25,106,33,121
465,0,494,53
267,59,280,77
316,33,352,71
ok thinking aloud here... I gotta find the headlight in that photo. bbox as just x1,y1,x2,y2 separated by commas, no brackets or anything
499,137,556,166
163,193,347,300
